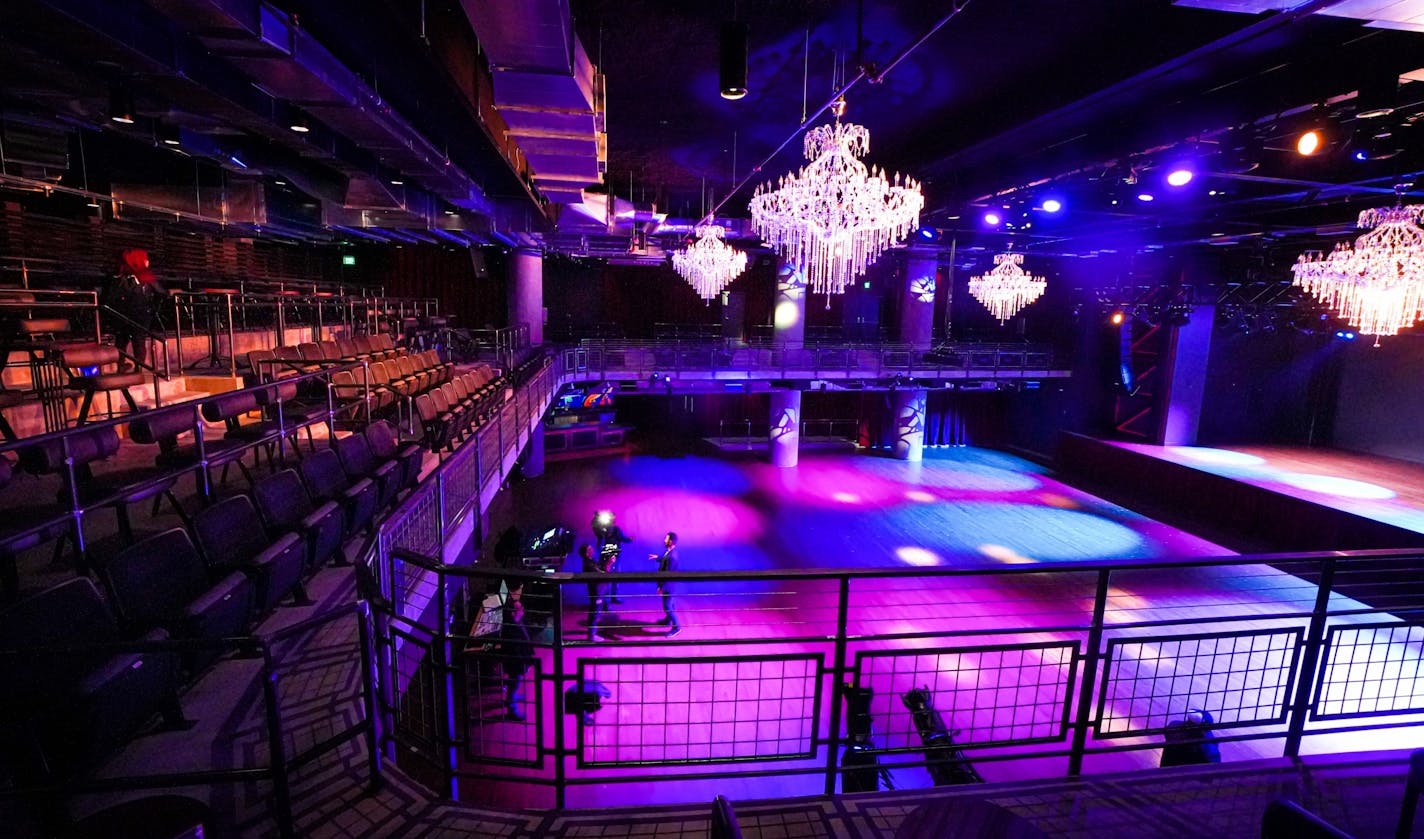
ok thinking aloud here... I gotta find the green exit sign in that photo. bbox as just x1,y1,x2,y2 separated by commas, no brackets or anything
342,254,357,266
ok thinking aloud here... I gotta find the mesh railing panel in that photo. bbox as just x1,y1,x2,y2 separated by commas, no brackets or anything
1313,621,1424,719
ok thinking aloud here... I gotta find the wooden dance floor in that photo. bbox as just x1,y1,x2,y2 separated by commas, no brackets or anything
460,445,1424,809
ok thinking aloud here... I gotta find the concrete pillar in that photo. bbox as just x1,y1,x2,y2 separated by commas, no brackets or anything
901,250,937,350
524,424,545,478
509,247,544,346
1160,304,1216,446
891,388,927,462
769,389,801,468
773,260,806,348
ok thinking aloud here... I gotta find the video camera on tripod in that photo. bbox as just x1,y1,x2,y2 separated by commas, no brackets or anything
901,686,984,785
840,684,895,793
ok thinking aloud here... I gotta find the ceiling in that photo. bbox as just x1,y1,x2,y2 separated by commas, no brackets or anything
2,0,1424,264
572,0,1424,256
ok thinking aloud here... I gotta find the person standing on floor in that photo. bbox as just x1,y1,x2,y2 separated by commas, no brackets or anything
591,511,631,603
102,248,164,371
500,592,538,721
649,531,681,637
581,544,613,642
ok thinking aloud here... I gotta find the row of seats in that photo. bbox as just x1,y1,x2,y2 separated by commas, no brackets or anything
0,419,422,783
246,333,403,377
413,365,503,451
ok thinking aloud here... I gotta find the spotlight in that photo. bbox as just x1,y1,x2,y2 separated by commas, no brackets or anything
1352,128,1402,162
1355,72,1399,120
1040,198,1063,214
289,112,311,133
390,179,404,186
1296,128,1323,156
1165,168,1193,187
1110,311,1125,326
901,687,982,785
595,511,614,528
108,86,136,124
982,211,1001,227
719,21,750,100
916,226,936,241
1335,330,1357,341
1137,192,1155,202
158,124,181,146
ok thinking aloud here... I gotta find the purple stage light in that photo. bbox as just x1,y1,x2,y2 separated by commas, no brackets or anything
1137,192,1155,202
1166,168,1194,187
983,211,1002,226
1040,198,1063,214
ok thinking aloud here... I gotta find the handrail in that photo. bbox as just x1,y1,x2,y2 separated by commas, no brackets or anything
98,303,172,383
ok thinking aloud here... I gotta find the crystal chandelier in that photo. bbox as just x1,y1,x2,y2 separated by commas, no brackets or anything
748,106,923,299
671,225,748,301
1292,190,1424,343
968,252,1047,323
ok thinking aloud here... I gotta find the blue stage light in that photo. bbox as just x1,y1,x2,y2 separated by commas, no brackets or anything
1137,192,1155,202
983,211,1002,226
1166,168,1194,187
917,226,936,241
1040,198,1063,214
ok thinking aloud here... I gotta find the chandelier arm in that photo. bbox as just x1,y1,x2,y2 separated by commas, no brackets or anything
704,0,975,224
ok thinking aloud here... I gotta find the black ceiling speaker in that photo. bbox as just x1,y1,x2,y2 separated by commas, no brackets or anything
719,21,749,100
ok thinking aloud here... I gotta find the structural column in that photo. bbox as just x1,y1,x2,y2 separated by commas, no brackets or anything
900,250,937,350
891,388,927,462
1159,304,1216,446
508,247,544,346
773,259,806,348
769,389,801,468
524,425,545,478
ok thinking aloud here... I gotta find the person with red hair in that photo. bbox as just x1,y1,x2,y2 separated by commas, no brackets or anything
102,248,164,370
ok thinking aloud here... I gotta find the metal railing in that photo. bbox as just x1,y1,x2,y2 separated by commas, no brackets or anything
559,339,1065,381
375,546,1424,809
361,347,1424,809
0,602,382,839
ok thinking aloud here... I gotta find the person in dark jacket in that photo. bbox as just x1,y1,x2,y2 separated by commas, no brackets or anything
582,544,613,642
500,594,538,721
649,531,680,636
101,248,164,370
591,511,631,603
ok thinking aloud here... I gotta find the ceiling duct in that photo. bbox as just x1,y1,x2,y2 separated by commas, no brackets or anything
111,180,268,225
460,0,607,206
0,119,70,182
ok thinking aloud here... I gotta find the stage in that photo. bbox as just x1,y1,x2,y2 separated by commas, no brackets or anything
461,444,1424,809
1058,434,1424,551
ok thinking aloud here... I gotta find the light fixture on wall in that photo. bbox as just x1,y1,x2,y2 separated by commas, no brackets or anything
749,99,923,301
968,251,1047,324
1292,184,1424,345
671,225,748,302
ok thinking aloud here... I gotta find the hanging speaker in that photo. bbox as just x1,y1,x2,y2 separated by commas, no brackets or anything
719,22,749,100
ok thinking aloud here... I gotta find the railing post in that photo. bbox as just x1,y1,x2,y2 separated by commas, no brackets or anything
194,407,213,501
823,576,852,795
1285,555,1337,757
173,295,186,373
551,578,567,808
355,601,385,791
433,561,459,799
1068,568,1111,775
261,646,297,839
226,292,237,379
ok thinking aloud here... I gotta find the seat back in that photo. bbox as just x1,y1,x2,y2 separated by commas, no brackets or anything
365,420,400,459
193,495,269,568
0,578,121,698
452,378,469,401
128,406,198,445
374,333,394,352
299,449,348,501
297,342,323,362
253,469,315,528
200,390,259,424
396,356,416,379
335,433,377,477
19,425,120,474
105,529,208,626
414,393,438,422
247,348,276,378
336,338,359,359
56,343,120,370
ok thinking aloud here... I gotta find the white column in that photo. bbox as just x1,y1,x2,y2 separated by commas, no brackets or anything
891,388,927,462
509,247,544,346
900,250,937,350
773,259,806,348
769,389,801,468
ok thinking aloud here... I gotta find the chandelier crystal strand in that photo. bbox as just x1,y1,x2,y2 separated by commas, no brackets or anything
748,120,924,299
671,225,748,301
1292,198,1424,343
968,252,1047,323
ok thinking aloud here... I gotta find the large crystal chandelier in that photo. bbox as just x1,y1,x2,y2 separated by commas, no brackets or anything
968,252,1047,323
1292,189,1424,343
671,225,748,301
748,104,923,299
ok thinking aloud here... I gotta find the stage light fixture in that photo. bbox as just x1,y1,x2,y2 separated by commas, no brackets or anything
982,211,1001,227
289,112,311,133
1110,311,1125,326
719,21,750,100
390,178,404,186
158,124,181,146
916,226,936,241
1355,72,1399,120
1351,128,1402,162
1040,198,1063,214
901,687,983,785
1296,128,1323,156
1137,192,1155,203
1166,168,1193,187
108,86,136,124
1219,129,1263,174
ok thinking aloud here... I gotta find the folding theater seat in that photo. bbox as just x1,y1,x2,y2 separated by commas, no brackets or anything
200,389,284,473
365,419,424,492
128,406,253,495
429,387,467,443
102,528,255,672
300,449,379,537
335,432,401,511
296,342,325,364
414,392,455,452
0,454,72,602
253,468,346,569
193,495,308,611
371,332,400,360
0,578,183,778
